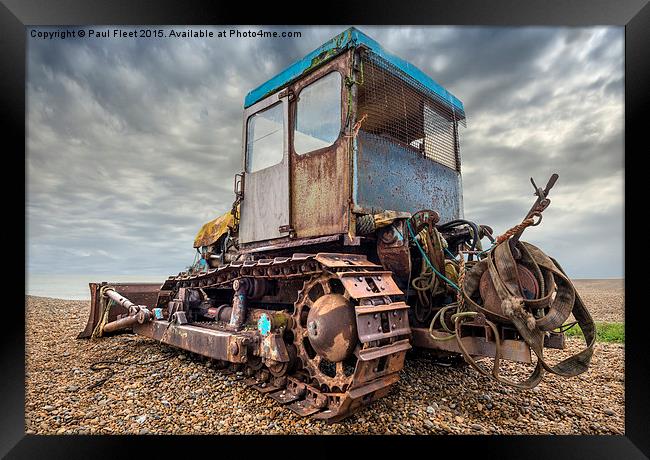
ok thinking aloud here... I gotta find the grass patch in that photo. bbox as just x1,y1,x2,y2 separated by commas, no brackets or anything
563,321,624,343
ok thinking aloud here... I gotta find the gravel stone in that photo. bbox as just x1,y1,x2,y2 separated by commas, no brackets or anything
26,295,624,435
571,280,623,323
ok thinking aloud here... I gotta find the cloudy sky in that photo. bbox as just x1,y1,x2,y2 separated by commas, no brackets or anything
26,26,624,281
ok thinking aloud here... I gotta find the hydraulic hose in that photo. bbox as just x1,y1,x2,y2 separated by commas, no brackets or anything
437,219,481,252
438,219,482,260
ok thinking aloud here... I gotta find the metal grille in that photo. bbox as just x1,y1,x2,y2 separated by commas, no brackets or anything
357,52,464,171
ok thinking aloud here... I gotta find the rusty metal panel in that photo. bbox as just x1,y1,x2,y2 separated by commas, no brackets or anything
355,301,410,342
240,92,290,244
354,130,463,223
314,253,378,268
339,271,403,298
410,327,532,364
133,321,250,363
349,357,403,390
289,52,352,239
347,373,400,399
357,338,411,361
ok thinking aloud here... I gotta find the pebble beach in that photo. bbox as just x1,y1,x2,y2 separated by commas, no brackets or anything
25,279,624,435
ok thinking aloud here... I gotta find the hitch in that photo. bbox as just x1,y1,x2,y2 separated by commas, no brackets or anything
98,286,153,335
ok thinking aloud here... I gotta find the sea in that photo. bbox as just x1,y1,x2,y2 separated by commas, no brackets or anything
26,273,622,301
26,273,170,300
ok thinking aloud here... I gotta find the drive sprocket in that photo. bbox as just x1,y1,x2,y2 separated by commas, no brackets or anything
292,273,359,393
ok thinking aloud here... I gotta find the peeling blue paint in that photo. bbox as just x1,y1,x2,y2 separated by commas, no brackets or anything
257,313,272,336
354,131,463,223
244,27,465,117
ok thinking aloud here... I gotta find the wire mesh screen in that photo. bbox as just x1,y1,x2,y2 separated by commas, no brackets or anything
357,52,464,172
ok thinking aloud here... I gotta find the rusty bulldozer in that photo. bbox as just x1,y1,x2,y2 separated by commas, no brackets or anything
79,28,595,422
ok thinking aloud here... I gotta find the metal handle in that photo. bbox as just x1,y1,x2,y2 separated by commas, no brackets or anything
234,172,244,200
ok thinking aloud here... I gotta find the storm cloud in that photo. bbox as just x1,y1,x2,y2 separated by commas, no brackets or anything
26,26,623,279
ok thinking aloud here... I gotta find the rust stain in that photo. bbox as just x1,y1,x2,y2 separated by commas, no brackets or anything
290,52,352,239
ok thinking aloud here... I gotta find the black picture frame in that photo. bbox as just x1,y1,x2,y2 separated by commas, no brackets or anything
3,1,647,458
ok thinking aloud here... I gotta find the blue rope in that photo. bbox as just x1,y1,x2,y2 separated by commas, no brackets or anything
403,220,461,292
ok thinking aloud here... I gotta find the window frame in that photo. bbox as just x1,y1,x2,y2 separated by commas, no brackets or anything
243,95,288,174
290,69,344,158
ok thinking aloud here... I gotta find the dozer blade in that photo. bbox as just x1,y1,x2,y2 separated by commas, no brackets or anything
77,282,162,339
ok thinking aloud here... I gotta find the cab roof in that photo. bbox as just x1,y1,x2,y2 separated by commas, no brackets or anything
244,27,465,118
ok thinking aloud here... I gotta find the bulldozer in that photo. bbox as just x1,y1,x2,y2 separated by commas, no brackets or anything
79,27,595,422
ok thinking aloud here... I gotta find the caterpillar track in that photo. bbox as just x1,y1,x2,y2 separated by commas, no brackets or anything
85,253,411,422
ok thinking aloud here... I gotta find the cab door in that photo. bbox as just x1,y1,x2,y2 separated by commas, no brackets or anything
288,52,351,239
239,92,290,244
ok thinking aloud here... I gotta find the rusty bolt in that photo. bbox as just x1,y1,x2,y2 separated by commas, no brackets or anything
230,342,239,356
374,314,378,319
377,326,382,332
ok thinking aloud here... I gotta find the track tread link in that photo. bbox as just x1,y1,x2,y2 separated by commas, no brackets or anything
159,253,412,422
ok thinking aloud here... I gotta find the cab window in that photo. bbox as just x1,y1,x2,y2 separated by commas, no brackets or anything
246,102,284,172
294,72,342,155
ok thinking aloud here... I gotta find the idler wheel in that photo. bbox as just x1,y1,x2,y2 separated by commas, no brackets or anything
306,294,357,363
